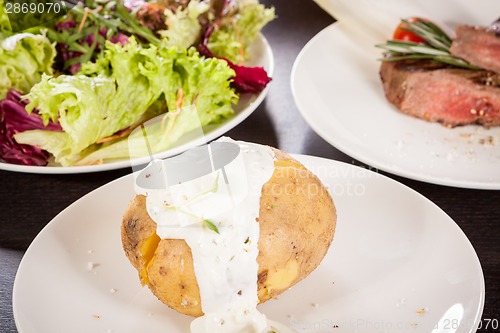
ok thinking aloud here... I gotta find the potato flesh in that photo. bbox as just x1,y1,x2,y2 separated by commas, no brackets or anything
122,150,337,317
266,259,299,290
139,233,160,285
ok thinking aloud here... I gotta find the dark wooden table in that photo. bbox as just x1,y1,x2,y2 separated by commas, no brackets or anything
1,1,498,332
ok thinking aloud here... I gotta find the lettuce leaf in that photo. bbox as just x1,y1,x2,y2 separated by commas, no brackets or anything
0,32,55,100
208,0,275,64
15,74,124,165
75,104,203,164
15,38,237,166
16,39,169,166
159,0,209,50
75,47,238,165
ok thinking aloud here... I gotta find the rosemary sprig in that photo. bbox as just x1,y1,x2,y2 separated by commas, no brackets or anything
375,19,483,70
405,19,452,51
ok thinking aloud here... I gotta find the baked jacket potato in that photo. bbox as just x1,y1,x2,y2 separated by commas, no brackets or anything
121,148,336,317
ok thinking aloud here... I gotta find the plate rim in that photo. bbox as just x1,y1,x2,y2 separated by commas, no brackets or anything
291,23,500,190
12,153,485,333
0,34,274,175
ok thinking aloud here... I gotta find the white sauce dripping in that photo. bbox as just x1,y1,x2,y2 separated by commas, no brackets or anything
137,138,276,333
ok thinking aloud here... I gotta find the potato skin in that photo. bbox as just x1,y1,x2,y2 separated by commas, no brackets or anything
256,149,336,302
122,195,157,273
121,149,336,317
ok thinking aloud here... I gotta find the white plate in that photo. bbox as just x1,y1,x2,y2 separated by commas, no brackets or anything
292,0,500,189
13,154,484,333
0,35,273,174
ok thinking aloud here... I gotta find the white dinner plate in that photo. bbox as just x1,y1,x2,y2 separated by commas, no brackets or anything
13,154,484,333
0,35,273,174
292,0,500,189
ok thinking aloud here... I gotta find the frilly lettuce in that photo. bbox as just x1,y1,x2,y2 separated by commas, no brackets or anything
15,38,237,166
15,74,124,166
158,0,275,64
0,32,55,100
76,46,238,165
208,0,275,64
159,0,209,50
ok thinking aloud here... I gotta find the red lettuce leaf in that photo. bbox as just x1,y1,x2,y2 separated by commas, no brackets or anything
198,22,271,94
0,90,62,166
224,61,272,94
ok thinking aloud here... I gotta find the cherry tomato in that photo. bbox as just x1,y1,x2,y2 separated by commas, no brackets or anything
392,17,426,43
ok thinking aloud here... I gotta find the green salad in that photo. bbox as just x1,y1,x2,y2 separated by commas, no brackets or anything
0,0,275,166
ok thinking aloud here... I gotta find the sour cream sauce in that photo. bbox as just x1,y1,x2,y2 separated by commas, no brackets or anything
137,139,276,333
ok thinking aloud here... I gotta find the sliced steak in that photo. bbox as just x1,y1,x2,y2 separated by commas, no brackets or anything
380,60,500,127
450,24,500,74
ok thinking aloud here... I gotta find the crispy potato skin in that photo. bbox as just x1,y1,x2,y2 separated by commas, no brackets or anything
121,195,157,272
121,149,336,317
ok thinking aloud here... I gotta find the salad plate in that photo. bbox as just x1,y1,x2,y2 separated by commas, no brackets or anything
292,0,500,189
13,154,484,333
0,35,273,174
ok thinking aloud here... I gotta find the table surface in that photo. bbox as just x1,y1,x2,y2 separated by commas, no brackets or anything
1,1,499,332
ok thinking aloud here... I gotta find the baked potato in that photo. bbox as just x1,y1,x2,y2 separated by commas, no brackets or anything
121,147,336,317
